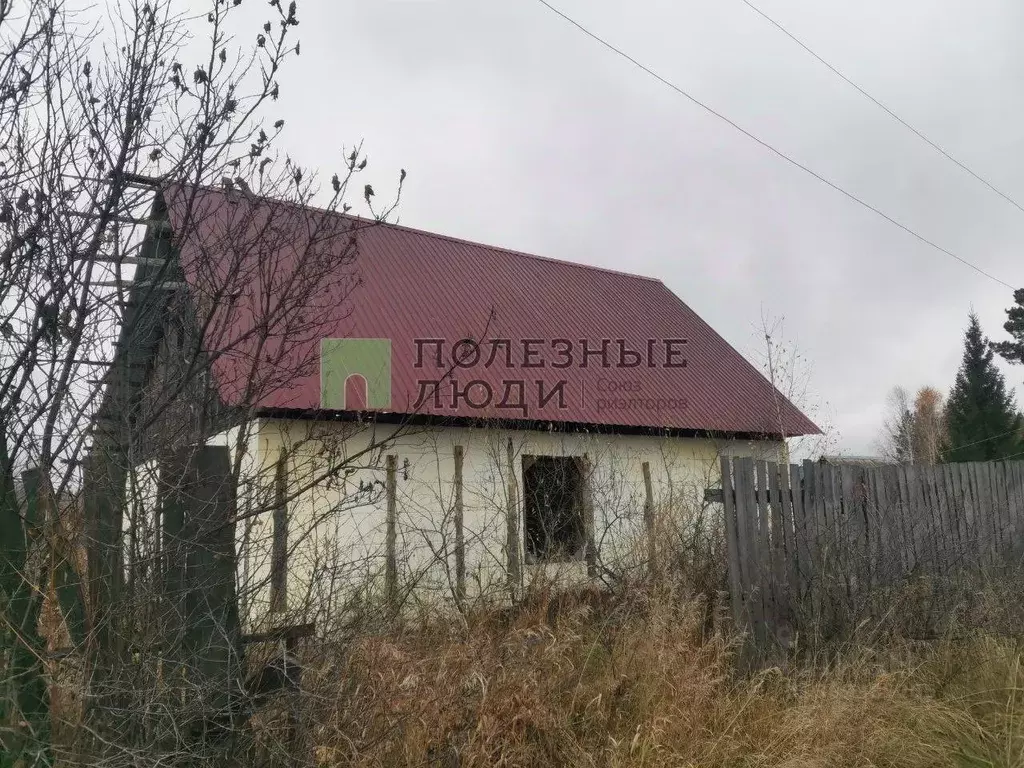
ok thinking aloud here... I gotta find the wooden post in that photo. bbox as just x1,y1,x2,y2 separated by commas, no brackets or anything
581,454,597,578
269,450,289,613
158,449,188,691
385,455,398,609
753,461,776,639
453,445,466,609
159,445,245,740
10,469,50,755
767,462,787,620
778,463,799,622
642,461,656,576
82,451,127,728
734,458,760,630
720,457,744,630
505,439,521,595
789,464,810,602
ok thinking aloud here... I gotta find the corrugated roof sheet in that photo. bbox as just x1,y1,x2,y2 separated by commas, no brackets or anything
164,185,819,437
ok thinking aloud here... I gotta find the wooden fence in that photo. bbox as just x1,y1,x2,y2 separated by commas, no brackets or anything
720,456,1024,645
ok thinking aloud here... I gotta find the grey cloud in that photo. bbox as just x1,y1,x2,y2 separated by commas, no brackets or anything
273,0,1024,453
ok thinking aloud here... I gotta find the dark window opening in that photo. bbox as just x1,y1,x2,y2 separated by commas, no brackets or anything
522,455,585,563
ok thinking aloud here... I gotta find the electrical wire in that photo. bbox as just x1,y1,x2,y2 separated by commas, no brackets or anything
531,0,1020,290
737,0,1024,219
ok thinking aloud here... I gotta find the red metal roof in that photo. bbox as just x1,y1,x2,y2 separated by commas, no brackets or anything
164,185,819,436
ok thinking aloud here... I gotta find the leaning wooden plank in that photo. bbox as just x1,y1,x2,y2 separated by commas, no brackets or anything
973,462,993,569
868,466,887,586
982,461,999,568
991,462,1008,563
768,462,789,623
1001,462,1018,561
938,464,952,567
838,465,857,596
779,464,800,619
888,465,909,580
955,463,968,564
914,465,930,571
721,456,746,631
895,465,915,574
851,466,870,595
736,458,761,631
1009,463,1024,560
1000,462,1016,561
912,464,932,573
790,464,811,602
965,463,981,566
1011,462,1019,561
811,461,831,627
922,465,940,570
888,465,908,580
923,465,942,571
937,464,955,568
754,460,775,634
1006,462,1019,559
864,467,883,590
731,458,752,597
801,460,819,571
820,462,839,592
941,464,961,559
986,462,1001,562
940,463,958,570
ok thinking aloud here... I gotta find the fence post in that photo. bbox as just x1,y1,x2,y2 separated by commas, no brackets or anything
720,456,744,630
580,454,597,578
385,455,398,609
453,445,466,609
159,445,245,744
8,468,51,760
642,461,656,576
82,450,127,739
789,463,810,602
505,439,521,597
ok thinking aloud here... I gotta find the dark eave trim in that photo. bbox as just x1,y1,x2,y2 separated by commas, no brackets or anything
253,407,790,442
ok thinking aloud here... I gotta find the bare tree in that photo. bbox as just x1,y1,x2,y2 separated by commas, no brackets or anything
757,311,835,463
876,385,947,464
0,1,414,764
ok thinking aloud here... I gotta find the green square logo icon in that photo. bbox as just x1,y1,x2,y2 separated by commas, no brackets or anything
321,338,392,410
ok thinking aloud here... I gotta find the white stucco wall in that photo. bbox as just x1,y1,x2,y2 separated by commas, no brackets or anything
237,417,783,628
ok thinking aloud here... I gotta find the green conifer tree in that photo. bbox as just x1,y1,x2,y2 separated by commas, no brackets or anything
992,288,1024,368
944,313,1024,462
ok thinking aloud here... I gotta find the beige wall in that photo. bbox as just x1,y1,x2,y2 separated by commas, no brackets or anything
238,418,782,628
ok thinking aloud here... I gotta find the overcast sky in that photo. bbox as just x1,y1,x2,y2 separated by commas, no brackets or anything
263,0,1024,454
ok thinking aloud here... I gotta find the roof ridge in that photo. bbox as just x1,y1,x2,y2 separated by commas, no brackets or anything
363,216,662,283
170,182,660,284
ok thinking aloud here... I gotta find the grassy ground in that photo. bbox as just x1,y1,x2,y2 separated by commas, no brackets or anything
291,588,1024,767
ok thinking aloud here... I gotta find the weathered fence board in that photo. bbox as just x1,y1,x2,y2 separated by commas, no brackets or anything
721,456,1024,643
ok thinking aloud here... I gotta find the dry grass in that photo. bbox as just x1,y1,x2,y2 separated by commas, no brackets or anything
265,584,1024,768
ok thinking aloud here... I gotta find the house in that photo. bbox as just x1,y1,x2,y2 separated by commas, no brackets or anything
98,184,818,624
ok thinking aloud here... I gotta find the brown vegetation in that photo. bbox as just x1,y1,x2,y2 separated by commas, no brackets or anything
252,583,1023,768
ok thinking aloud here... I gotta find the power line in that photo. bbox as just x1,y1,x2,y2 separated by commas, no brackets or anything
946,427,1022,455
737,0,1024,219
531,0,1019,291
